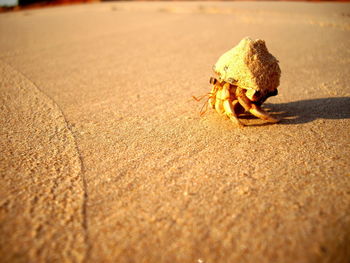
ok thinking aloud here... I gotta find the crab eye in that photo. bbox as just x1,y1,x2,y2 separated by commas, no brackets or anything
209,77,217,85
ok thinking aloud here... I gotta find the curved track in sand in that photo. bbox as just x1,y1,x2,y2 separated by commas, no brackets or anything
0,60,88,262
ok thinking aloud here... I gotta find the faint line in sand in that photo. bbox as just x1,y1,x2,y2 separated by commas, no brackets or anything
0,59,91,262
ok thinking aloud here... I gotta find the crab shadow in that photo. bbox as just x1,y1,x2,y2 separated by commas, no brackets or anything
264,97,350,125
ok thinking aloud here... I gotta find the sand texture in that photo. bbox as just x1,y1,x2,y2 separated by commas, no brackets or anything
0,2,350,263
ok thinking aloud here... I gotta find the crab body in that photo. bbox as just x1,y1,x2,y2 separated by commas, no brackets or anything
209,37,281,126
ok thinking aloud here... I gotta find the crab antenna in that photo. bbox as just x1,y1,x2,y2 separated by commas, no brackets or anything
192,93,211,102
199,99,209,116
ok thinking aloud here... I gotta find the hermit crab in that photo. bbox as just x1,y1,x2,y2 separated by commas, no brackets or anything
201,37,281,126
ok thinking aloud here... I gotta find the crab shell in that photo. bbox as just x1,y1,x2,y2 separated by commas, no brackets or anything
213,37,281,93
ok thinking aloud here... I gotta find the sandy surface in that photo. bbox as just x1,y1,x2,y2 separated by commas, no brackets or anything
1,2,350,262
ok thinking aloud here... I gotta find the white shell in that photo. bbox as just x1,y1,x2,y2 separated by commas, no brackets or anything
213,37,281,92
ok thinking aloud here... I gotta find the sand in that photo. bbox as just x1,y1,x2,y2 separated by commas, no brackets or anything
0,2,350,263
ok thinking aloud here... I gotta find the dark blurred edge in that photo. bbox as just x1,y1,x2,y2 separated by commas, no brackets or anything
18,0,100,6
0,0,98,12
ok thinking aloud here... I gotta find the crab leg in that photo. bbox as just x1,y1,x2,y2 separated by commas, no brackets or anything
209,84,218,109
214,86,225,115
221,83,243,126
235,87,279,123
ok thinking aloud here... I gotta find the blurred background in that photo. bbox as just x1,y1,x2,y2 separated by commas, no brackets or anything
1,0,349,12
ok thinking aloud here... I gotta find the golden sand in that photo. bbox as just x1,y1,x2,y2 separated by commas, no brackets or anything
0,2,349,262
